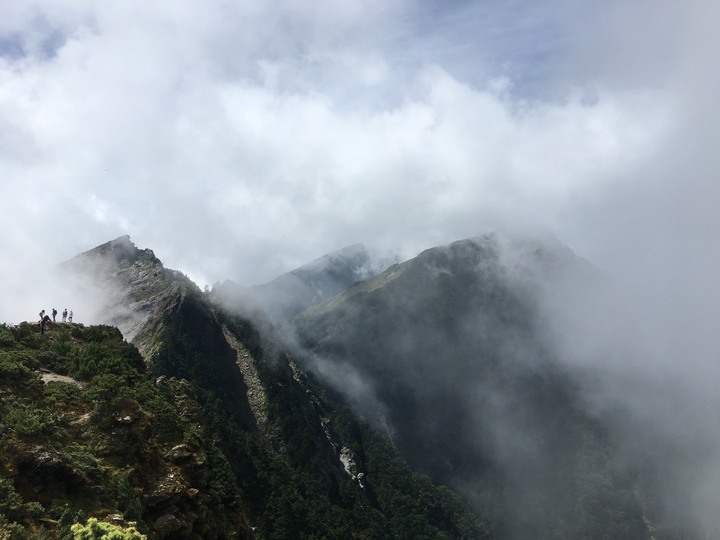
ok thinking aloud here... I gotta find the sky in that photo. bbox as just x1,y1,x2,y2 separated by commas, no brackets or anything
0,0,718,313
2,1,720,532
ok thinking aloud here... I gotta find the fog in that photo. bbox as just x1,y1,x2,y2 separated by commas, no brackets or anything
531,235,720,537
1,0,719,536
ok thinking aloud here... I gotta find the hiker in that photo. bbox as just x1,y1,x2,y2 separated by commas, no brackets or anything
40,315,50,335
39,309,45,319
62,308,67,322
68,310,73,323
52,308,57,322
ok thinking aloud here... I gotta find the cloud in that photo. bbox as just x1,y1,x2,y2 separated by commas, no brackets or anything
2,0,719,533
0,0,714,305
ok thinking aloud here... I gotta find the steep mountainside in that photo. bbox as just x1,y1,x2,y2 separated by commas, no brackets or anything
1,236,490,539
0,322,255,538
60,235,184,358
292,235,650,540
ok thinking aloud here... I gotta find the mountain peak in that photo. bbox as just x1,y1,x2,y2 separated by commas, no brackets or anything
74,235,160,267
215,243,379,323
60,236,184,353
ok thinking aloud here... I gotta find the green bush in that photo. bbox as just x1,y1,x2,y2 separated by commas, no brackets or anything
4,399,56,435
0,325,15,348
0,352,35,384
0,476,43,524
0,515,29,540
43,382,83,408
50,328,72,351
109,471,142,521
69,518,146,540
12,323,43,349
63,444,101,482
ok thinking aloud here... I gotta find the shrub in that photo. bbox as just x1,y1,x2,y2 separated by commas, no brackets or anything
43,382,83,408
69,518,146,540
0,325,15,348
0,515,28,540
0,352,35,384
110,471,142,521
49,331,74,361
0,476,43,523
4,399,56,435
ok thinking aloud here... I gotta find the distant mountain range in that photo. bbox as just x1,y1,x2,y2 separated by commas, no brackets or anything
0,234,703,539
212,243,386,324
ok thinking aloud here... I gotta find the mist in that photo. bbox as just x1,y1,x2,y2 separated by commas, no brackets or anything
531,234,720,537
1,0,719,536
253,230,718,538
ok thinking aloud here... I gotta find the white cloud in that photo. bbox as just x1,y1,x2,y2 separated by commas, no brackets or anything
0,0,713,299
1,0,719,532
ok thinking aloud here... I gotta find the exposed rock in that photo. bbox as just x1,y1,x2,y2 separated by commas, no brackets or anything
222,326,268,432
37,370,86,387
61,235,188,358
153,512,185,537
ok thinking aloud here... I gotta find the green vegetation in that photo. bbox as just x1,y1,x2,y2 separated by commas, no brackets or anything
70,518,145,540
0,312,489,539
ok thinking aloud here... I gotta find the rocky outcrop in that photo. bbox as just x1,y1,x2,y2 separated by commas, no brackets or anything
62,235,188,357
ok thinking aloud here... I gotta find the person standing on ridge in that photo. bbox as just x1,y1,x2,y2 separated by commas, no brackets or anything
40,314,50,335
68,310,73,323
52,308,57,322
62,308,67,322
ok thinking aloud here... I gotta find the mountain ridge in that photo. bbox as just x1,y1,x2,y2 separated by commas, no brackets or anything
3,232,699,539
291,234,651,539
213,242,392,325
0,235,492,539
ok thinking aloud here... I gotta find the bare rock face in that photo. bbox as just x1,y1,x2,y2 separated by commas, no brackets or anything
61,235,190,358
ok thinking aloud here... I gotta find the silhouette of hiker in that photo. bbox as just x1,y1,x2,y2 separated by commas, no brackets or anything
62,308,67,322
68,310,73,323
40,315,50,335
52,308,57,322
39,309,45,319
